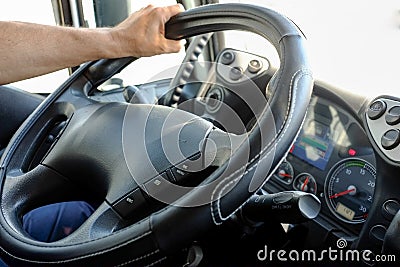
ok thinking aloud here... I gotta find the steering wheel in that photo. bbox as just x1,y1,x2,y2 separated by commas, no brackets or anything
0,3,312,266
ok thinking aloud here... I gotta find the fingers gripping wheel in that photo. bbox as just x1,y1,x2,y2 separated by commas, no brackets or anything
0,3,313,266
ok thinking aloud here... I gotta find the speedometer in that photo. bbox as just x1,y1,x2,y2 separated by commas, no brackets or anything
324,158,376,224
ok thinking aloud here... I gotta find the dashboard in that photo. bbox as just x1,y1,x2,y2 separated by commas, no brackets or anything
90,47,386,250
196,47,379,236
265,95,377,235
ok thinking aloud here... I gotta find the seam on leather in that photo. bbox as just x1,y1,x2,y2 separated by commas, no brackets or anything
115,249,160,267
209,37,288,225
144,256,167,267
211,69,312,224
0,210,155,248
1,195,157,251
211,69,312,225
0,230,154,264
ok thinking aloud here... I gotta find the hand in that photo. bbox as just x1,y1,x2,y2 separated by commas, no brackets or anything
109,4,185,58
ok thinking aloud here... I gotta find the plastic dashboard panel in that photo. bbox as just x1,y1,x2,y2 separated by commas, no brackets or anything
366,97,400,163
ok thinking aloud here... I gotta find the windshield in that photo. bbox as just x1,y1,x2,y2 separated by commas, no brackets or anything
220,0,400,98
2,0,399,97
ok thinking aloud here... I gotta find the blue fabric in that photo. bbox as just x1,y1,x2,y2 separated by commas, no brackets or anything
22,201,94,242
1,201,93,266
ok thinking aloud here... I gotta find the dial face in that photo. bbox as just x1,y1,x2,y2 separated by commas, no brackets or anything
274,161,294,184
325,158,376,224
293,173,317,194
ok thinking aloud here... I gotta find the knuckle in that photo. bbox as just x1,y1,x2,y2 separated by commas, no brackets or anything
153,6,163,14
145,4,155,9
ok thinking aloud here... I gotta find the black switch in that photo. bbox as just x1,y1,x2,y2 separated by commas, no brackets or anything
367,100,386,120
381,129,400,150
369,225,387,245
113,188,148,219
382,199,400,221
170,154,201,184
144,172,181,204
144,172,170,196
170,166,191,183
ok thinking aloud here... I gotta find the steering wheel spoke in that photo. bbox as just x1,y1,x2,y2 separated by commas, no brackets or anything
2,164,75,221
58,201,124,242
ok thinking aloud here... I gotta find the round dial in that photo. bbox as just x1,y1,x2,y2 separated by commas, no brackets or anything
293,173,317,194
274,161,294,184
325,158,376,224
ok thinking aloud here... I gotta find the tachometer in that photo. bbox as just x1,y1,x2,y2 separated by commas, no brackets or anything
324,158,376,224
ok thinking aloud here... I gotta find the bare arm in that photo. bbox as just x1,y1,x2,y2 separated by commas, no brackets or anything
0,4,184,85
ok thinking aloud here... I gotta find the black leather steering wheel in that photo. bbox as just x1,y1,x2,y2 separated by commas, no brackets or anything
0,3,313,266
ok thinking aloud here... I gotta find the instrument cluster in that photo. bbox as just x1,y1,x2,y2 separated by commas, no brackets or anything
266,95,376,230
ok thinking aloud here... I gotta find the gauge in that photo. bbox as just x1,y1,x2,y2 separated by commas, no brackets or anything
325,158,376,224
293,173,317,194
274,161,294,184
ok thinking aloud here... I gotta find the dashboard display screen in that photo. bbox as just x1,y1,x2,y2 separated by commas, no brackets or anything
291,120,335,171
335,202,355,221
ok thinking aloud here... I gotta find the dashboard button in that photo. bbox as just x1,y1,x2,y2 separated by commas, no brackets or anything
113,188,148,219
385,106,400,125
171,166,191,183
382,199,400,221
367,100,386,120
369,225,387,244
248,59,263,73
229,67,243,81
381,129,400,150
170,154,201,184
220,51,235,65
144,172,170,193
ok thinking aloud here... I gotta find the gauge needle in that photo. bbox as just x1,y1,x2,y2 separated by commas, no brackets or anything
279,173,292,178
301,176,310,191
329,188,356,199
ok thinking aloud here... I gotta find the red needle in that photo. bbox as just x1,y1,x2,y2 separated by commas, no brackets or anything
301,176,310,191
329,188,355,199
279,173,292,178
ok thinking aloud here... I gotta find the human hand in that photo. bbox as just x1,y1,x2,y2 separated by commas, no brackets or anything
109,4,185,58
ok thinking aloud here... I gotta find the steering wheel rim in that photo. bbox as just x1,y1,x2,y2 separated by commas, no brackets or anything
0,3,313,266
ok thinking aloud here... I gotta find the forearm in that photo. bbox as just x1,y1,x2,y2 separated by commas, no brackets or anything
0,21,116,85
0,4,183,85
